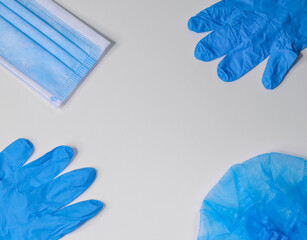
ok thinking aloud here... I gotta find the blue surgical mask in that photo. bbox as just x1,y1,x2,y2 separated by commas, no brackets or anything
0,0,110,107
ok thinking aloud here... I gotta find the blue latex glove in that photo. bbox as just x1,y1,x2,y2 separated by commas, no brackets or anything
188,0,307,89
198,153,306,240
0,139,103,239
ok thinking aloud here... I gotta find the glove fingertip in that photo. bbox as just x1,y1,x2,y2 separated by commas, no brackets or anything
262,76,277,90
88,200,104,212
262,62,282,90
188,16,218,33
55,145,75,159
217,66,231,82
79,200,104,221
194,42,211,62
188,17,201,32
85,167,97,181
18,138,34,151
49,200,104,239
187,17,195,31
71,200,104,218
54,199,104,219
1,138,34,168
67,167,97,188
73,167,98,189
262,44,299,90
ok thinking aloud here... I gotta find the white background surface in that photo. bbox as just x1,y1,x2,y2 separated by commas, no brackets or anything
0,0,306,239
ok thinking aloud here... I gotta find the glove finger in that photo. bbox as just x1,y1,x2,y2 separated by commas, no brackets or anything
28,200,103,240
32,168,97,214
262,46,299,89
17,146,74,191
217,38,271,82
0,138,33,178
188,1,229,33
194,11,264,62
216,17,281,82
195,25,240,61
50,200,103,239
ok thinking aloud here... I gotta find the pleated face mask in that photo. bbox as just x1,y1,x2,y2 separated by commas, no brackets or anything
0,0,110,107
